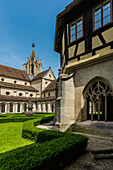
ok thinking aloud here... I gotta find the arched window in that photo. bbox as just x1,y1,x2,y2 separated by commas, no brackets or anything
85,79,113,121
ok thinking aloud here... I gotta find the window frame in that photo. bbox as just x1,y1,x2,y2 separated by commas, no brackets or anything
69,16,84,44
93,0,113,31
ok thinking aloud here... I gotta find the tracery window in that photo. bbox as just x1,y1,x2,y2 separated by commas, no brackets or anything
86,80,113,121
94,0,112,30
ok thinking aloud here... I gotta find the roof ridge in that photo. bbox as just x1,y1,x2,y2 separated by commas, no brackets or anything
0,64,26,72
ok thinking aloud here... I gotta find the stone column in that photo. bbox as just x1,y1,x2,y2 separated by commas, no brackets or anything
5,103,7,113
21,103,24,112
47,102,51,112
37,103,41,112
42,103,46,112
14,103,17,113
6,102,10,113
0,103,1,113
26,103,28,112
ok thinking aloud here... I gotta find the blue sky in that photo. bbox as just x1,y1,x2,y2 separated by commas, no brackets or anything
0,0,72,78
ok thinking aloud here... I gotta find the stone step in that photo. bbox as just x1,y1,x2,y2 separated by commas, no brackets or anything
91,149,113,154
94,153,113,160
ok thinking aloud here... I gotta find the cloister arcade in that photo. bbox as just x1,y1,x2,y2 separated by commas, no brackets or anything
0,101,55,114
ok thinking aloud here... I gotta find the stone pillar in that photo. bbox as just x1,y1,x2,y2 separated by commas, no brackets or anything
0,103,1,113
21,103,24,112
5,103,7,113
14,103,17,113
6,102,10,113
42,103,46,112
47,102,51,112
26,103,28,112
37,103,41,112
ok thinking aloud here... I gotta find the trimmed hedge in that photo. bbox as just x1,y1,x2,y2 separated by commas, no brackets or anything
22,115,56,142
0,113,54,123
0,134,88,170
0,114,88,170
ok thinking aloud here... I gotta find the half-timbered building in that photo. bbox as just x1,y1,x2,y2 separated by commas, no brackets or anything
54,0,113,130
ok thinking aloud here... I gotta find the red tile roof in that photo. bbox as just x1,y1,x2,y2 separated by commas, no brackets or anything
0,64,30,81
0,81,38,92
32,70,49,81
42,80,57,92
0,95,56,102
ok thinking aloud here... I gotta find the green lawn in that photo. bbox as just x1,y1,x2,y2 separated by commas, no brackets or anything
0,122,34,154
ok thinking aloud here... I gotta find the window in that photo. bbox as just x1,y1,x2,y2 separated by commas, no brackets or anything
94,0,112,30
1,78,4,82
30,94,33,97
45,82,48,84
48,92,50,97
70,17,83,43
6,92,10,96
19,93,22,96
25,82,27,85
44,93,45,97
14,81,17,84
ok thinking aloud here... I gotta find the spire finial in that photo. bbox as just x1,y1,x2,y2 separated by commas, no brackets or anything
32,40,35,48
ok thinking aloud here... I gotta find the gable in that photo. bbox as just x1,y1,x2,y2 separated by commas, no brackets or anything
43,69,56,80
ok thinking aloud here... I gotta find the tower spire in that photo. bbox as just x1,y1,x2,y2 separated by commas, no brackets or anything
32,40,35,48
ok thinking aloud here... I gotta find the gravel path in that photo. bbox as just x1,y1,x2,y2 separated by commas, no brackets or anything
64,134,113,170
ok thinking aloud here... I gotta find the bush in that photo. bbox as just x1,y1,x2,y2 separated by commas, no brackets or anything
22,114,55,142
0,113,54,123
0,113,88,170
0,134,88,170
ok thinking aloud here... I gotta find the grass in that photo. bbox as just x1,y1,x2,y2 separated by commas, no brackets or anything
0,122,34,154
0,113,54,154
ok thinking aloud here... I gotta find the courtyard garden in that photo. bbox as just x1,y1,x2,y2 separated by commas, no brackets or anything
0,113,88,170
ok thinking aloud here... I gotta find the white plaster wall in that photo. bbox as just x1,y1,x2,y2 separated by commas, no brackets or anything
0,76,30,86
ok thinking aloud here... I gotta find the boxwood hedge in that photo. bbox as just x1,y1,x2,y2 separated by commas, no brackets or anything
0,114,88,170
0,134,88,170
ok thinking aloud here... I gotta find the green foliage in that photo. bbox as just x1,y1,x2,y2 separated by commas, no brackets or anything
22,114,55,142
0,134,88,170
0,113,54,123
0,113,88,170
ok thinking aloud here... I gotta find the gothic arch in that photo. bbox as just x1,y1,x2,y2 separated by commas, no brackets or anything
83,77,113,121
83,76,113,98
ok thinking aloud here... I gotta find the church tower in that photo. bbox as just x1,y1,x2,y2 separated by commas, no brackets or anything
24,41,42,79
